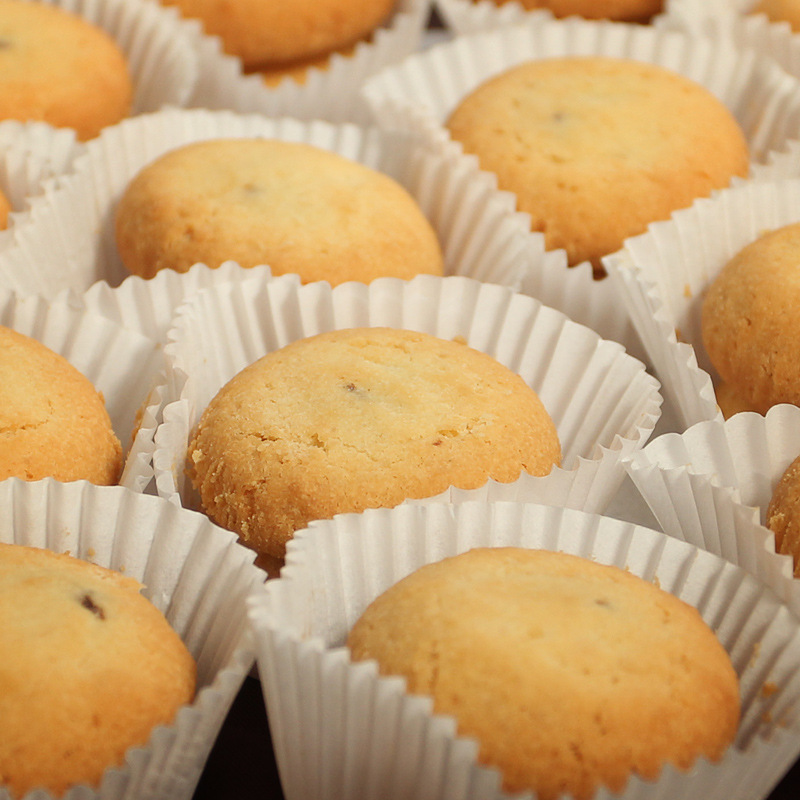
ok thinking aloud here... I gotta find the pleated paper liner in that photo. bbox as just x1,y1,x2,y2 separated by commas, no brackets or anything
0,107,564,304
0,478,264,800
153,273,661,526
247,500,800,800
625,404,800,609
604,177,800,431
658,0,800,81
434,0,553,35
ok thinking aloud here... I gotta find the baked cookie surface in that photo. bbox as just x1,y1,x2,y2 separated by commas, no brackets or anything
0,543,196,797
483,0,663,21
0,0,132,140
445,56,749,274
188,327,561,561
348,547,740,800
702,222,800,415
0,325,122,484
767,453,800,576
115,138,444,284
158,0,395,69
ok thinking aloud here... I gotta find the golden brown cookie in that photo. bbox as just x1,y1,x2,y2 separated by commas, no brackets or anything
0,542,196,797
752,0,800,31
0,187,10,230
767,454,800,577
115,138,444,284
446,57,749,275
188,328,561,562
481,0,663,22
0,0,133,140
348,547,740,800
715,380,758,419
158,0,395,70
702,222,800,415
0,325,123,484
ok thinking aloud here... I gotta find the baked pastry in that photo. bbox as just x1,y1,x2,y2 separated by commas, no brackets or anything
752,0,800,31
0,324,122,484
445,56,749,275
157,0,395,70
348,546,741,800
188,327,561,563
0,0,133,140
767,453,800,576
0,187,10,230
0,542,196,797
702,222,800,415
115,138,444,284
480,0,663,22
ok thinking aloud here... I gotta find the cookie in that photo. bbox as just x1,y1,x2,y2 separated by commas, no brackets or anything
115,138,444,284
0,0,133,140
482,0,663,22
702,222,800,415
158,0,395,69
347,547,740,800
0,187,10,230
188,327,561,562
445,56,749,275
0,325,122,484
0,542,196,797
752,0,800,31
767,453,800,576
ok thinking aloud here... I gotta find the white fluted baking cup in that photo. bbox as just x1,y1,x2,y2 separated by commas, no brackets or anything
0,106,564,302
625,405,800,609
604,177,800,430
0,478,263,800
184,0,432,126
659,0,800,81
248,500,800,800
0,287,162,490
434,0,553,35
154,272,661,522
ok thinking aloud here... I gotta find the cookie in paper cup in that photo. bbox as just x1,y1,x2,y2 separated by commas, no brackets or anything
0,477,263,800
604,177,800,430
361,16,797,355
0,287,162,492
154,272,661,569
625,403,800,607
185,0,432,126
0,106,563,302
8,0,200,128
247,500,800,800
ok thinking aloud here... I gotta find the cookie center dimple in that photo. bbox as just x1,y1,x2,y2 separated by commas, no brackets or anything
79,593,106,620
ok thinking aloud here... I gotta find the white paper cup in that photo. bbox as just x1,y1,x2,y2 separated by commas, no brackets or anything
434,0,553,35
625,404,800,610
247,500,800,800
0,287,163,492
153,272,662,539
604,177,800,431
184,0,433,126
658,0,800,81
0,106,564,304
0,477,264,800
